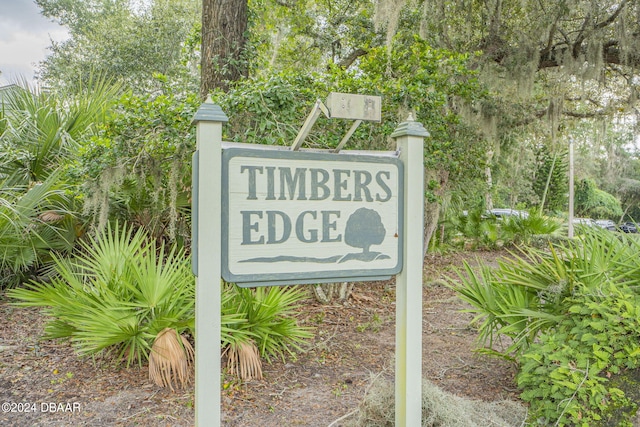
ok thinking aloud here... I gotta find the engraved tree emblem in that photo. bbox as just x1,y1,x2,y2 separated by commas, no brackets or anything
340,208,389,262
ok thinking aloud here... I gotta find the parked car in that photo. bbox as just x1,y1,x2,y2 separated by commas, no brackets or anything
595,219,616,231
572,218,596,227
619,222,638,233
487,208,529,220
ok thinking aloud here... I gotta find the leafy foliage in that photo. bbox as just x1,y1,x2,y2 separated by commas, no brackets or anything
76,89,199,242
518,281,640,426
575,178,624,220
248,0,381,74
210,73,322,147
335,36,487,179
448,227,640,424
36,0,200,94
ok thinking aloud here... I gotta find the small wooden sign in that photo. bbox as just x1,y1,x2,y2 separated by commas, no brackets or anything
325,93,381,122
221,146,403,286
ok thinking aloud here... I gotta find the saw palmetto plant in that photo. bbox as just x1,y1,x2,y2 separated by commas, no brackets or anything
0,172,74,288
221,283,314,380
447,226,640,360
9,223,195,367
9,222,314,385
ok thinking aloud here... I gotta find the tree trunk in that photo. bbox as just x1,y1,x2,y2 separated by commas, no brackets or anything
423,168,449,256
201,0,249,98
423,200,440,255
311,282,354,304
484,149,494,211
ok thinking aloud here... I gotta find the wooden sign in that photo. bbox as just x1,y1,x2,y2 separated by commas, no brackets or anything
221,146,403,286
192,99,426,426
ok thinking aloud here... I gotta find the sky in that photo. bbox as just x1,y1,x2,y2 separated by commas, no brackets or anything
0,0,69,86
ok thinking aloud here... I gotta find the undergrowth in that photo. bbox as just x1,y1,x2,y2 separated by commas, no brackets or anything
346,375,526,427
447,227,640,425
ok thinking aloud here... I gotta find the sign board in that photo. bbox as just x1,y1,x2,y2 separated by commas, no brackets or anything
325,93,381,122
221,146,403,286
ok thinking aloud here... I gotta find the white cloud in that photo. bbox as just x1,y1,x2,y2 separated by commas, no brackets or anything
0,0,69,85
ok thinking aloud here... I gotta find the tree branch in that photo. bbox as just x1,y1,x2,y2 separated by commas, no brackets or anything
572,0,629,61
490,1,634,72
572,13,591,59
273,0,295,7
507,104,611,128
337,47,369,69
562,109,609,119
537,38,640,70
594,0,629,31
541,19,558,59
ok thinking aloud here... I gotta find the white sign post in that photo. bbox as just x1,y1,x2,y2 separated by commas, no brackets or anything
391,116,427,427
192,98,227,427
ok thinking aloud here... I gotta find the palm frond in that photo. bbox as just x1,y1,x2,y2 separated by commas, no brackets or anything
224,340,263,381
447,226,640,360
0,171,73,280
0,78,121,185
149,328,194,391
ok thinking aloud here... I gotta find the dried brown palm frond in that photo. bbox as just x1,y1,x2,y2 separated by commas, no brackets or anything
38,210,64,222
224,340,263,381
149,328,194,391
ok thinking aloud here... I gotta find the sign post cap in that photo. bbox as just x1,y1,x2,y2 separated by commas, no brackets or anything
192,97,229,124
390,115,429,138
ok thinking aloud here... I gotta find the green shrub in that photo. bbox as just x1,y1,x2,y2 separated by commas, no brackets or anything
448,227,640,424
8,223,195,366
518,281,640,426
8,223,312,370
77,90,198,244
575,178,623,220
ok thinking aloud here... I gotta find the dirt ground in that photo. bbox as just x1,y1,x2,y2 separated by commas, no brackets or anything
0,250,521,427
